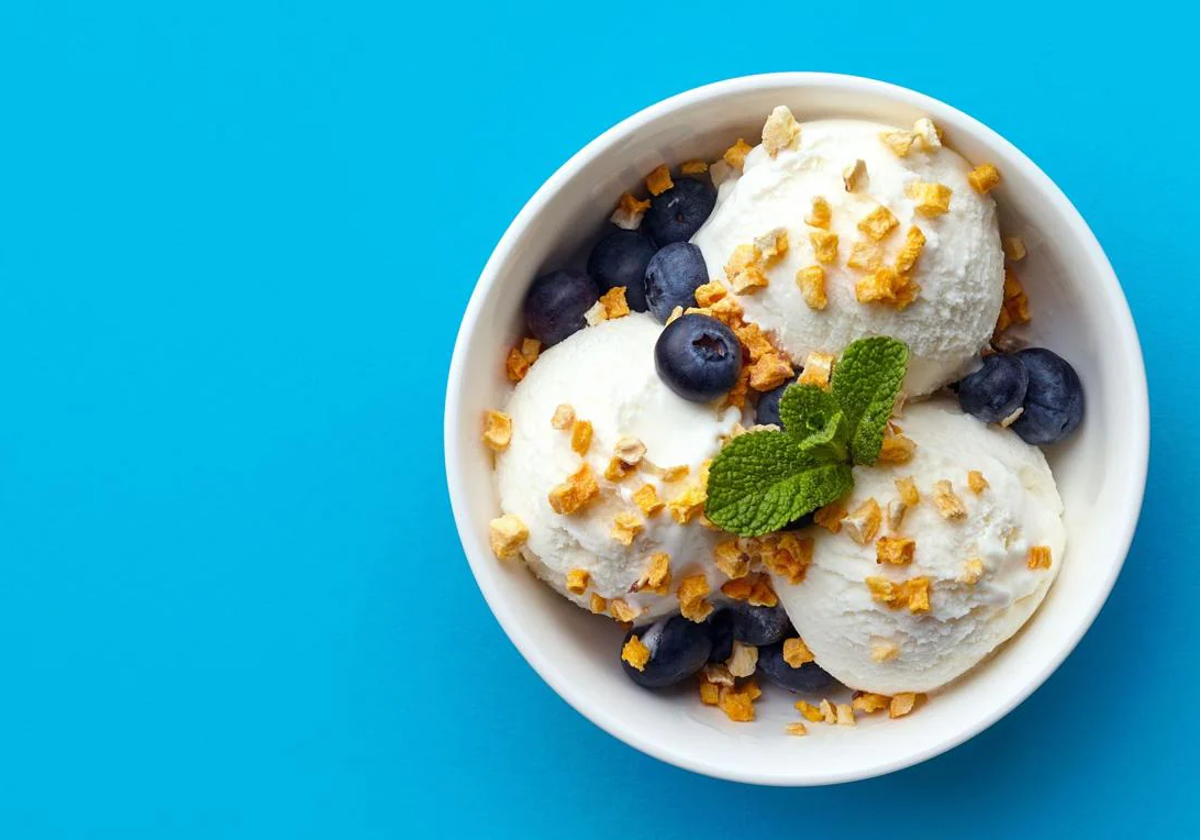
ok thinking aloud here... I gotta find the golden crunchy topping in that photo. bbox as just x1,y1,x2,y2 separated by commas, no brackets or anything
727,641,759,678
843,158,867,192
716,681,761,722
907,182,953,216
858,205,900,242
876,535,916,565
732,321,775,361
609,597,641,623
1027,545,1052,570
551,404,575,430
665,305,684,325
782,637,815,668
796,700,824,723
566,568,590,594
913,118,941,150
958,558,984,585
584,300,608,326
999,406,1024,428
505,347,530,382
895,477,920,507
806,196,832,229
635,551,672,594
1002,236,1027,261
611,437,646,467
762,105,802,157
846,240,884,272
611,511,644,546
611,192,651,230
724,138,753,171
730,264,769,294
1001,267,1031,327
520,336,541,360
723,366,751,411
749,352,794,392
895,226,926,275
709,294,744,323
482,410,513,452
599,286,630,319
880,129,917,157
866,576,931,613
632,484,664,518
967,163,1001,194
699,681,720,706
843,498,882,545
797,351,835,389
819,699,837,724
932,479,968,520
694,281,727,307
604,457,635,482
809,230,839,265
548,463,600,515
836,703,857,726
886,498,908,531
856,267,920,309
785,722,809,736
967,470,988,494
714,540,751,579
814,500,847,533
871,641,900,662
621,635,650,671
755,228,790,266
877,434,917,464
796,265,827,310
645,461,689,483
646,164,674,196
570,419,593,455
680,159,709,175
667,483,706,525
589,592,607,614
677,574,713,622
488,514,528,560
747,575,778,607
853,692,891,714
758,532,813,584
702,664,734,688
889,692,922,719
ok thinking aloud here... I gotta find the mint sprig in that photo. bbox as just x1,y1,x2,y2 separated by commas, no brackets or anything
705,337,909,536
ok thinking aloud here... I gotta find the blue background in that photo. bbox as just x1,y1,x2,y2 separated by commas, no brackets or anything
1,1,1196,836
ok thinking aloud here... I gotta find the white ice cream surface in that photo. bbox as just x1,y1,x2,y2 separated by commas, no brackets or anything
495,314,741,620
692,119,1005,396
771,401,1064,695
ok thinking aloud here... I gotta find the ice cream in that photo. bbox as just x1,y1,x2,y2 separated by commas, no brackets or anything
692,118,1005,396
770,401,1064,695
495,313,741,620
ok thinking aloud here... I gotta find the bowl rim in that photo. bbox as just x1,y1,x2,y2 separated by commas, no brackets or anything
444,72,1150,785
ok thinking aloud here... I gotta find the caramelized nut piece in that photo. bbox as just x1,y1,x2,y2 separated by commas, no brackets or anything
621,635,650,671
570,420,593,455
876,535,916,565
843,498,882,544
806,196,832,229
797,351,835,389
488,514,528,560
968,163,1001,194
566,568,590,594
482,410,513,452
932,479,968,520
646,164,673,196
762,105,802,157
1027,545,1052,570
907,182,953,216
723,139,753,171
858,205,899,241
550,403,575,430
610,192,651,230
796,265,827,310
548,463,600,514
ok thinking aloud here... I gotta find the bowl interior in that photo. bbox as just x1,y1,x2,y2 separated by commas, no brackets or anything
445,75,1147,785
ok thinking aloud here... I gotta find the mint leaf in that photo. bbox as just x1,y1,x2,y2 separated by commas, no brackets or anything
831,337,909,465
705,432,854,536
778,383,847,460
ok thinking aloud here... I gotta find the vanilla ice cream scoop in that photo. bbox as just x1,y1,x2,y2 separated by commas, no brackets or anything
692,118,1004,395
495,314,740,621
770,401,1064,695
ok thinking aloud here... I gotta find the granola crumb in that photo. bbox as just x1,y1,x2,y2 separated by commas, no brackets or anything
853,692,891,714
634,551,671,594
505,347,531,382
646,164,674,196
667,483,706,525
680,159,709,175
879,129,917,157
716,681,760,722
906,182,953,216
604,457,635,482
488,514,528,560
913,118,941,150
550,403,576,430
782,637,815,667
836,703,857,726
589,592,607,614
796,701,824,723
570,419,593,455
847,240,884,272
632,484,664,517
749,352,794,391
609,597,640,623
762,105,802,157
895,226,926,275
565,567,590,594
932,479,968,520
482,410,513,452
876,535,916,566
889,692,922,719
621,635,651,671
819,698,837,724
611,511,644,546
809,230,839,265
723,139,753,171
858,205,899,242
548,463,600,515
968,163,1001,194
699,681,720,705
694,281,727,307
785,722,809,736
843,158,867,192
677,574,714,622
806,196,832,229
583,299,608,326
598,285,630,319
843,498,882,545
727,641,758,678
714,540,751,580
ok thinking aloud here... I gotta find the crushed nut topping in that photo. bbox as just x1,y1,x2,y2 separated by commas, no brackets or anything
732,320,774,361
584,299,608,326
932,480,968,520
702,663,735,687
886,498,909,531
785,722,809,736
566,568,590,594
505,338,541,382
634,551,672,594
548,463,600,515
814,501,847,533
889,692,922,718
727,641,759,678
836,703,857,726
611,437,646,467
847,240,884,272
621,635,650,671
677,574,714,622
880,129,917,157
758,532,813,584
723,138,753,171
843,158,867,191
796,265,827,310
858,205,900,241
570,419,593,455
853,692,891,714
755,227,790,266
667,483,706,525
877,434,917,464
895,477,920,507
488,514,528,560
644,461,689,482
730,267,769,294
958,558,984,585
632,484,664,517
482,410,513,452
871,641,900,662
609,597,640,623
843,498,882,545
749,352,794,391
806,196,832,229
1027,545,1052,570
797,351,835,389
967,470,988,494
714,539,751,580
783,637,815,668
762,105,802,157
894,226,926,275
913,118,942,150
611,192,651,230
866,576,931,613
795,700,824,723
694,281,727,308
906,182,953,216
856,267,920,309
819,699,837,724
720,573,776,606
809,230,839,265
604,457,635,482
680,159,709,175
589,593,607,614
876,535,916,565
717,680,761,722
724,242,770,292
1002,236,1027,261
611,511,644,546
551,404,576,430
699,681,720,705
599,285,630,319
968,163,1001,194
646,164,674,196
997,267,1031,332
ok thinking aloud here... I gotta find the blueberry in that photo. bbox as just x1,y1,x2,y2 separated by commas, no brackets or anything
644,242,709,322
755,376,797,428
523,270,600,347
956,354,1028,423
757,641,835,693
643,177,717,246
727,602,790,646
586,230,656,312
706,609,735,663
621,615,713,689
1011,348,1084,445
654,314,742,402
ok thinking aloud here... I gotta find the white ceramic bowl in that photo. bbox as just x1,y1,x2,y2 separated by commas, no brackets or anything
444,73,1148,785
